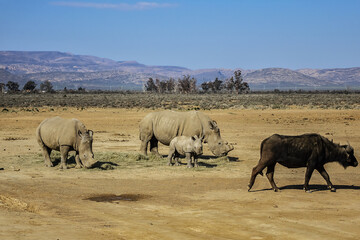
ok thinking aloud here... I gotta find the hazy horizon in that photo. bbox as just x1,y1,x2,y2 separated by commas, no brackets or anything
1,0,360,70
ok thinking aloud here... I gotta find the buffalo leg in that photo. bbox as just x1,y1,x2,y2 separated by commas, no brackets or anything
304,165,315,192
149,136,161,156
248,161,267,191
316,165,336,192
186,153,193,168
42,146,53,167
266,163,279,192
75,153,83,169
59,146,70,169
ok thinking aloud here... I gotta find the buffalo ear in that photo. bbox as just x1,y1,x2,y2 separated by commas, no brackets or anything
345,144,353,153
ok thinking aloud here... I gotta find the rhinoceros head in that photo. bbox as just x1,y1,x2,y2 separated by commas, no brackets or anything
191,135,203,156
78,130,97,168
205,121,234,157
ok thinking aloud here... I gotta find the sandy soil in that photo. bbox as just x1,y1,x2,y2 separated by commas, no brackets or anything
0,107,360,240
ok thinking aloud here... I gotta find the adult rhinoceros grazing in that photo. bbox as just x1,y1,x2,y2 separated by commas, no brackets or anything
139,111,234,157
36,117,97,169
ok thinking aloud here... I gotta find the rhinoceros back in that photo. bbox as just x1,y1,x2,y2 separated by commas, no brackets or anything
140,111,204,145
36,117,85,151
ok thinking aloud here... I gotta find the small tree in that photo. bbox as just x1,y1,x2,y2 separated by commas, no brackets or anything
6,81,19,93
0,83,5,93
144,78,157,92
159,80,167,93
212,78,223,92
225,77,235,93
165,78,175,92
23,80,37,92
233,70,250,94
40,80,54,93
178,75,196,93
78,87,86,92
190,77,197,93
201,82,210,93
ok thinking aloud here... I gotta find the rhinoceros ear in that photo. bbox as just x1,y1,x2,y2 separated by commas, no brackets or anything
209,121,218,130
88,130,93,138
78,130,83,138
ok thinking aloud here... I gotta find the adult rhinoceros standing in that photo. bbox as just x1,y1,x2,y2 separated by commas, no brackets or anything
36,116,97,169
139,110,234,156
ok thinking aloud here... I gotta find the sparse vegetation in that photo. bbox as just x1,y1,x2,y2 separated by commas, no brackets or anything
1,91,359,110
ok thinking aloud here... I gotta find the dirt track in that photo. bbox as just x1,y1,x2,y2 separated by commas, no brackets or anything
1,108,360,240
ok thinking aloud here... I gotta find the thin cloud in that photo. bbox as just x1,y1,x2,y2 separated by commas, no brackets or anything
51,1,178,10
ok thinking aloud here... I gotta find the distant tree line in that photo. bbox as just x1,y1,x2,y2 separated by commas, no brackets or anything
0,80,91,94
0,80,57,93
144,70,250,94
200,70,249,94
144,75,197,93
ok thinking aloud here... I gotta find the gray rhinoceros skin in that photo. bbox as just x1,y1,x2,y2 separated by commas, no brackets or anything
36,116,97,169
139,110,234,157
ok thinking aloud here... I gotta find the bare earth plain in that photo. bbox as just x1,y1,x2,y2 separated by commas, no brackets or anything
1,107,360,240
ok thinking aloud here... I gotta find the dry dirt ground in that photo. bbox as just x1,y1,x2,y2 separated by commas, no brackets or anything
1,107,360,240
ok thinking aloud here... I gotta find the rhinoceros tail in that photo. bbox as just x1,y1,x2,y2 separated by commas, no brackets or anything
36,120,47,148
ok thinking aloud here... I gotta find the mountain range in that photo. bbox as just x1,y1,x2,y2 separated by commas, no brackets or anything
0,51,359,90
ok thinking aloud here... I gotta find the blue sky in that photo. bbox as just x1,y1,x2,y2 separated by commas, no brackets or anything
1,0,359,70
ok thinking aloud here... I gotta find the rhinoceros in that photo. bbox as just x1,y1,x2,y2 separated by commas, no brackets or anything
139,110,234,157
168,135,203,168
36,116,97,169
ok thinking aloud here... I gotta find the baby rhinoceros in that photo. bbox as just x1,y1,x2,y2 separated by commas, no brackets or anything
36,116,97,169
167,135,203,168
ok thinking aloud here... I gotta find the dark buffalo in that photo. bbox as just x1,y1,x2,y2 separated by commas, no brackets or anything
248,133,358,192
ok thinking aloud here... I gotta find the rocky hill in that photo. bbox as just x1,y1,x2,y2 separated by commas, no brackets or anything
297,67,360,86
0,51,359,90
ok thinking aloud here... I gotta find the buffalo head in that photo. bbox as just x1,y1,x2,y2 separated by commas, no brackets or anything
340,144,358,168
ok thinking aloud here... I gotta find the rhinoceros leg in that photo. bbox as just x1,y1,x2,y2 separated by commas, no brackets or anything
41,146,53,167
174,152,181,166
150,136,161,156
193,155,199,168
75,153,83,169
140,139,149,156
167,148,175,166
186,152,193,168
59,146,70,169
